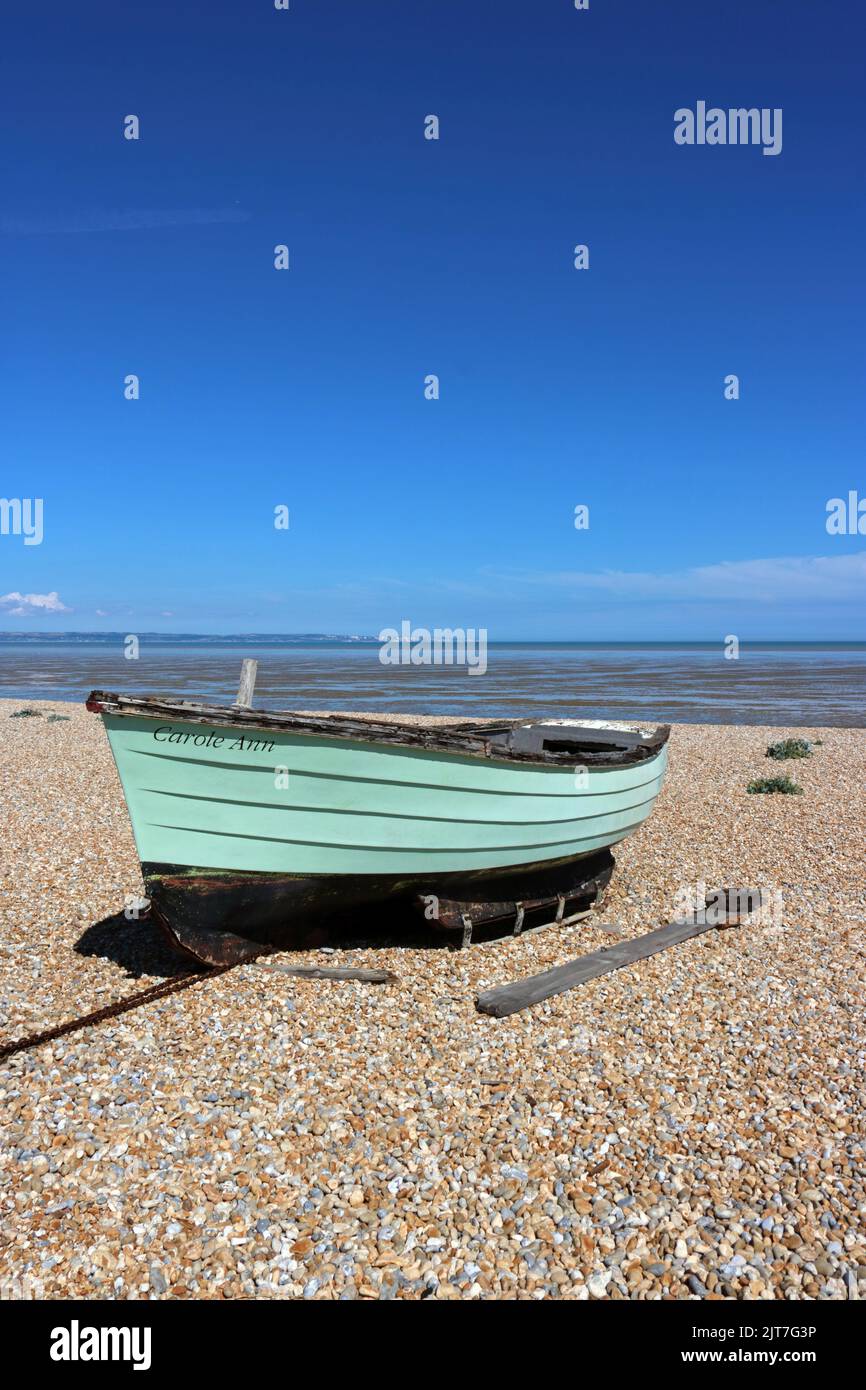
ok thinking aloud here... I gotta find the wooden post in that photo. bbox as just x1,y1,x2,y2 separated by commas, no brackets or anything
233,659,258,709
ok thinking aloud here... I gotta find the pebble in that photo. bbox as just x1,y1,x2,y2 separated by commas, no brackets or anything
588,1273,611,1298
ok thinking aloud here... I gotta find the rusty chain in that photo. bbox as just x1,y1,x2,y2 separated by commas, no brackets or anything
0,964,236,1062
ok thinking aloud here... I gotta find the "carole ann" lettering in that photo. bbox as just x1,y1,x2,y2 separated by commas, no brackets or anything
152,725,275,754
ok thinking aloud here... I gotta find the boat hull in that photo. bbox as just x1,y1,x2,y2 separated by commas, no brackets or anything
99,711,668,964
142,848,617,966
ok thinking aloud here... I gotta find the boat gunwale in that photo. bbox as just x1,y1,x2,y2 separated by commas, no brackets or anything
86,690,671,769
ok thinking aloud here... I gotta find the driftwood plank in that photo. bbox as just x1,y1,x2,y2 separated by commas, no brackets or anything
475,919,714,1017
255,963,396,984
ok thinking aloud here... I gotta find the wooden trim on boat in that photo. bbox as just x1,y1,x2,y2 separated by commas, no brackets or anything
86,690,670,769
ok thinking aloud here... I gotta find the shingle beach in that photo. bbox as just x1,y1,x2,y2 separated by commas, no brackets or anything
1,700,864,1300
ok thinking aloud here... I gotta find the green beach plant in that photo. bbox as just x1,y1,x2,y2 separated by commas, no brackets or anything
47,713,71,722
747,775,803,795
765,738,813,760
9,707,42,718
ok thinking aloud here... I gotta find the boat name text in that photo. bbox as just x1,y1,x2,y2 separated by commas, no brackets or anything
153,725,275,754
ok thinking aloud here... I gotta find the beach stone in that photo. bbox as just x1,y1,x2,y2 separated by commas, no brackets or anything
587,1272,611,1298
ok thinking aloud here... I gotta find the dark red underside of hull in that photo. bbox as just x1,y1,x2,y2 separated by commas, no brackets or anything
142,850,616,967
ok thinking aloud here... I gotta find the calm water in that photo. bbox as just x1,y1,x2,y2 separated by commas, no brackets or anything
0,640,864,726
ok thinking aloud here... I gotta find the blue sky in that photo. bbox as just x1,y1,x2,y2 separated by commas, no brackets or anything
1,0,864,639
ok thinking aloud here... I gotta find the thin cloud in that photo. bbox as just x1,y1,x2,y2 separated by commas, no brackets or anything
488,552,866,603
0,208,251,236
0,591,71,616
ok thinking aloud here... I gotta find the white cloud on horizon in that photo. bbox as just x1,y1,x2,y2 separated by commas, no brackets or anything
1,553,861,629
486,551,866,603
0,591,71,617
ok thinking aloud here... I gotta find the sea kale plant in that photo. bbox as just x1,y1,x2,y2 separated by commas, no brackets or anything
765,738,813,760
747,775,804,795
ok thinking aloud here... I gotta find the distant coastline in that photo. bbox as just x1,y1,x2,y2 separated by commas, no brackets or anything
0,631,378,645
1,634,864,650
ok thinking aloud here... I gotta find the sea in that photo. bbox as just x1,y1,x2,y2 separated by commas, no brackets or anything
0,637,864,726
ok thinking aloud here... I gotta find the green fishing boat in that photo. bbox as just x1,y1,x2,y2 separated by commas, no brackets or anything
87,682,669,966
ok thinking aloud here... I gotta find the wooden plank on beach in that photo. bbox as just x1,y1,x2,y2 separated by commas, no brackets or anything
475,919,714,1018
255,962,396,984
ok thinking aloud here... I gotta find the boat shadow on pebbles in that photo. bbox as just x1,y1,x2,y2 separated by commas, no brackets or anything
74,910,194,980
71,901,457,981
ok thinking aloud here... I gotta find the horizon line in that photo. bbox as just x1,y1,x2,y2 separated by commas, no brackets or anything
1,631,864,646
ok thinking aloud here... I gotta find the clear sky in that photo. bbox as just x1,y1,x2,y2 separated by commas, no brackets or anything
1,0,864,639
